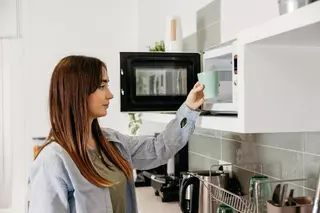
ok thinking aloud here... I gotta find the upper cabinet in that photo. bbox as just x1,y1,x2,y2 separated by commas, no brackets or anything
0,0,19,38
144,1,320,133
233,0,320,133
219,0,279,43
196,0,279,50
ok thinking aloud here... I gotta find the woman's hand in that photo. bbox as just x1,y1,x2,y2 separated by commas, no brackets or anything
185,81,205,110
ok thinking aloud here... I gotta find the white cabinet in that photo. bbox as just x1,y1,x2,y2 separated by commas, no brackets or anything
235,1,320,133
0,0,19,38
220,0,279,43
143,1,320,133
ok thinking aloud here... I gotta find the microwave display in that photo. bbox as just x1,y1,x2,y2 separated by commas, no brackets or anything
120,52,200,112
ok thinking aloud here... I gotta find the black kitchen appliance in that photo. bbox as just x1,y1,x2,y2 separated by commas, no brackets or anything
120,52,201,112
135,132,189,202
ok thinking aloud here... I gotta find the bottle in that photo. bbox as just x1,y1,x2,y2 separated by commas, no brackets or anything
165,15,183,52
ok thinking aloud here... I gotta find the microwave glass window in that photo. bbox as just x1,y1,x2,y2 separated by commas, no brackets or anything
135,68,188,96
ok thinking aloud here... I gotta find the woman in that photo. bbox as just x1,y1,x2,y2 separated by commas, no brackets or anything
28,55,204,213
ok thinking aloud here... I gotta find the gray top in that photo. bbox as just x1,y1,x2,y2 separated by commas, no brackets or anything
88,148,127,213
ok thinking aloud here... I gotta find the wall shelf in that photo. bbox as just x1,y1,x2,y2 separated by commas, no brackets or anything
237,1,320,46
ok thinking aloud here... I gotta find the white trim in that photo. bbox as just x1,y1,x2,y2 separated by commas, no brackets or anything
203,44,232,60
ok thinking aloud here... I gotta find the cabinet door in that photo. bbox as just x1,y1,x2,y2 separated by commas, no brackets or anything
220,0,279,43
0,0,18,38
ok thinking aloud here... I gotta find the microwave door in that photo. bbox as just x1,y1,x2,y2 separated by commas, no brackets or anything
120,52,201,112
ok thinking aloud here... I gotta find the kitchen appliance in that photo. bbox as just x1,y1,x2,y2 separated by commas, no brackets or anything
179,169,229,213
120,41,238,114
120,52,200,112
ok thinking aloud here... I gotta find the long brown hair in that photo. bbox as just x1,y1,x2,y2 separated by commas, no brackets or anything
35,55,132,187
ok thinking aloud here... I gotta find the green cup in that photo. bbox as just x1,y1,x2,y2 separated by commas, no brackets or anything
249,175,272,213
197,71,219,100
217,204,234,213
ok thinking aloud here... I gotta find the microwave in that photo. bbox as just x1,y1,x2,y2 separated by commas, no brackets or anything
120,45,238,114
120,52,201,112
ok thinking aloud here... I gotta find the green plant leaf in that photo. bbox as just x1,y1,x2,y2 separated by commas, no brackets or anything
131,125,139,135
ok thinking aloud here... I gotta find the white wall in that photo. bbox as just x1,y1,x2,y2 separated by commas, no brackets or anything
0,39,13,210
24,0,139,138
137,0,175,51
0,39,29,213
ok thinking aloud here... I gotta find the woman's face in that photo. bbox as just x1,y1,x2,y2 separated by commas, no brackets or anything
87,67,114,119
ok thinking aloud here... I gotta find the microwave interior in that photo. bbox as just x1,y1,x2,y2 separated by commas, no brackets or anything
201,51,237,115
120,52,201,112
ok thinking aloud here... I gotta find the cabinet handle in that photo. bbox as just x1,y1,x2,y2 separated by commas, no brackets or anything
121,89,124,95
121,69,124,75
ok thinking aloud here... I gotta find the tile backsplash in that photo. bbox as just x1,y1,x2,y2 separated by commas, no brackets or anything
189,128,320,196
185,0,320,197
183,0,223,52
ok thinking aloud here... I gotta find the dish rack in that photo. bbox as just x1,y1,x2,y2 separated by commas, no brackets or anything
188,163,309,213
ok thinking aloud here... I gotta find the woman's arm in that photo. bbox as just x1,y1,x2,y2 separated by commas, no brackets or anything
28,152,69,213
116,102,201,170
115,82,204,170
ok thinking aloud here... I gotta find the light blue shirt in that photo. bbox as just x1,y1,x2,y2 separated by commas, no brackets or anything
28,102,200,213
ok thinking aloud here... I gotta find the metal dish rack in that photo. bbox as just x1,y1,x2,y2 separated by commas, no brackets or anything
188,163,308,213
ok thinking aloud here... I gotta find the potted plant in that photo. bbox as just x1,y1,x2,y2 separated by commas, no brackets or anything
148,40,165,52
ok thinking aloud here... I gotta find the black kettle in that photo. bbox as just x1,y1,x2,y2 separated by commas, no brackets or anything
179,172,200,213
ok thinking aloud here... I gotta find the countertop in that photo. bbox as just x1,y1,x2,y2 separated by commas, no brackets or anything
135,187,181,213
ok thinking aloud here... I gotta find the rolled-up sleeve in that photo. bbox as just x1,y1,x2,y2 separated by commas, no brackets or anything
29,154,69,213
117,102,201,170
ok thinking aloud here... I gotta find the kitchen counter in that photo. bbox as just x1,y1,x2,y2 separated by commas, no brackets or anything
135,187,181,213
